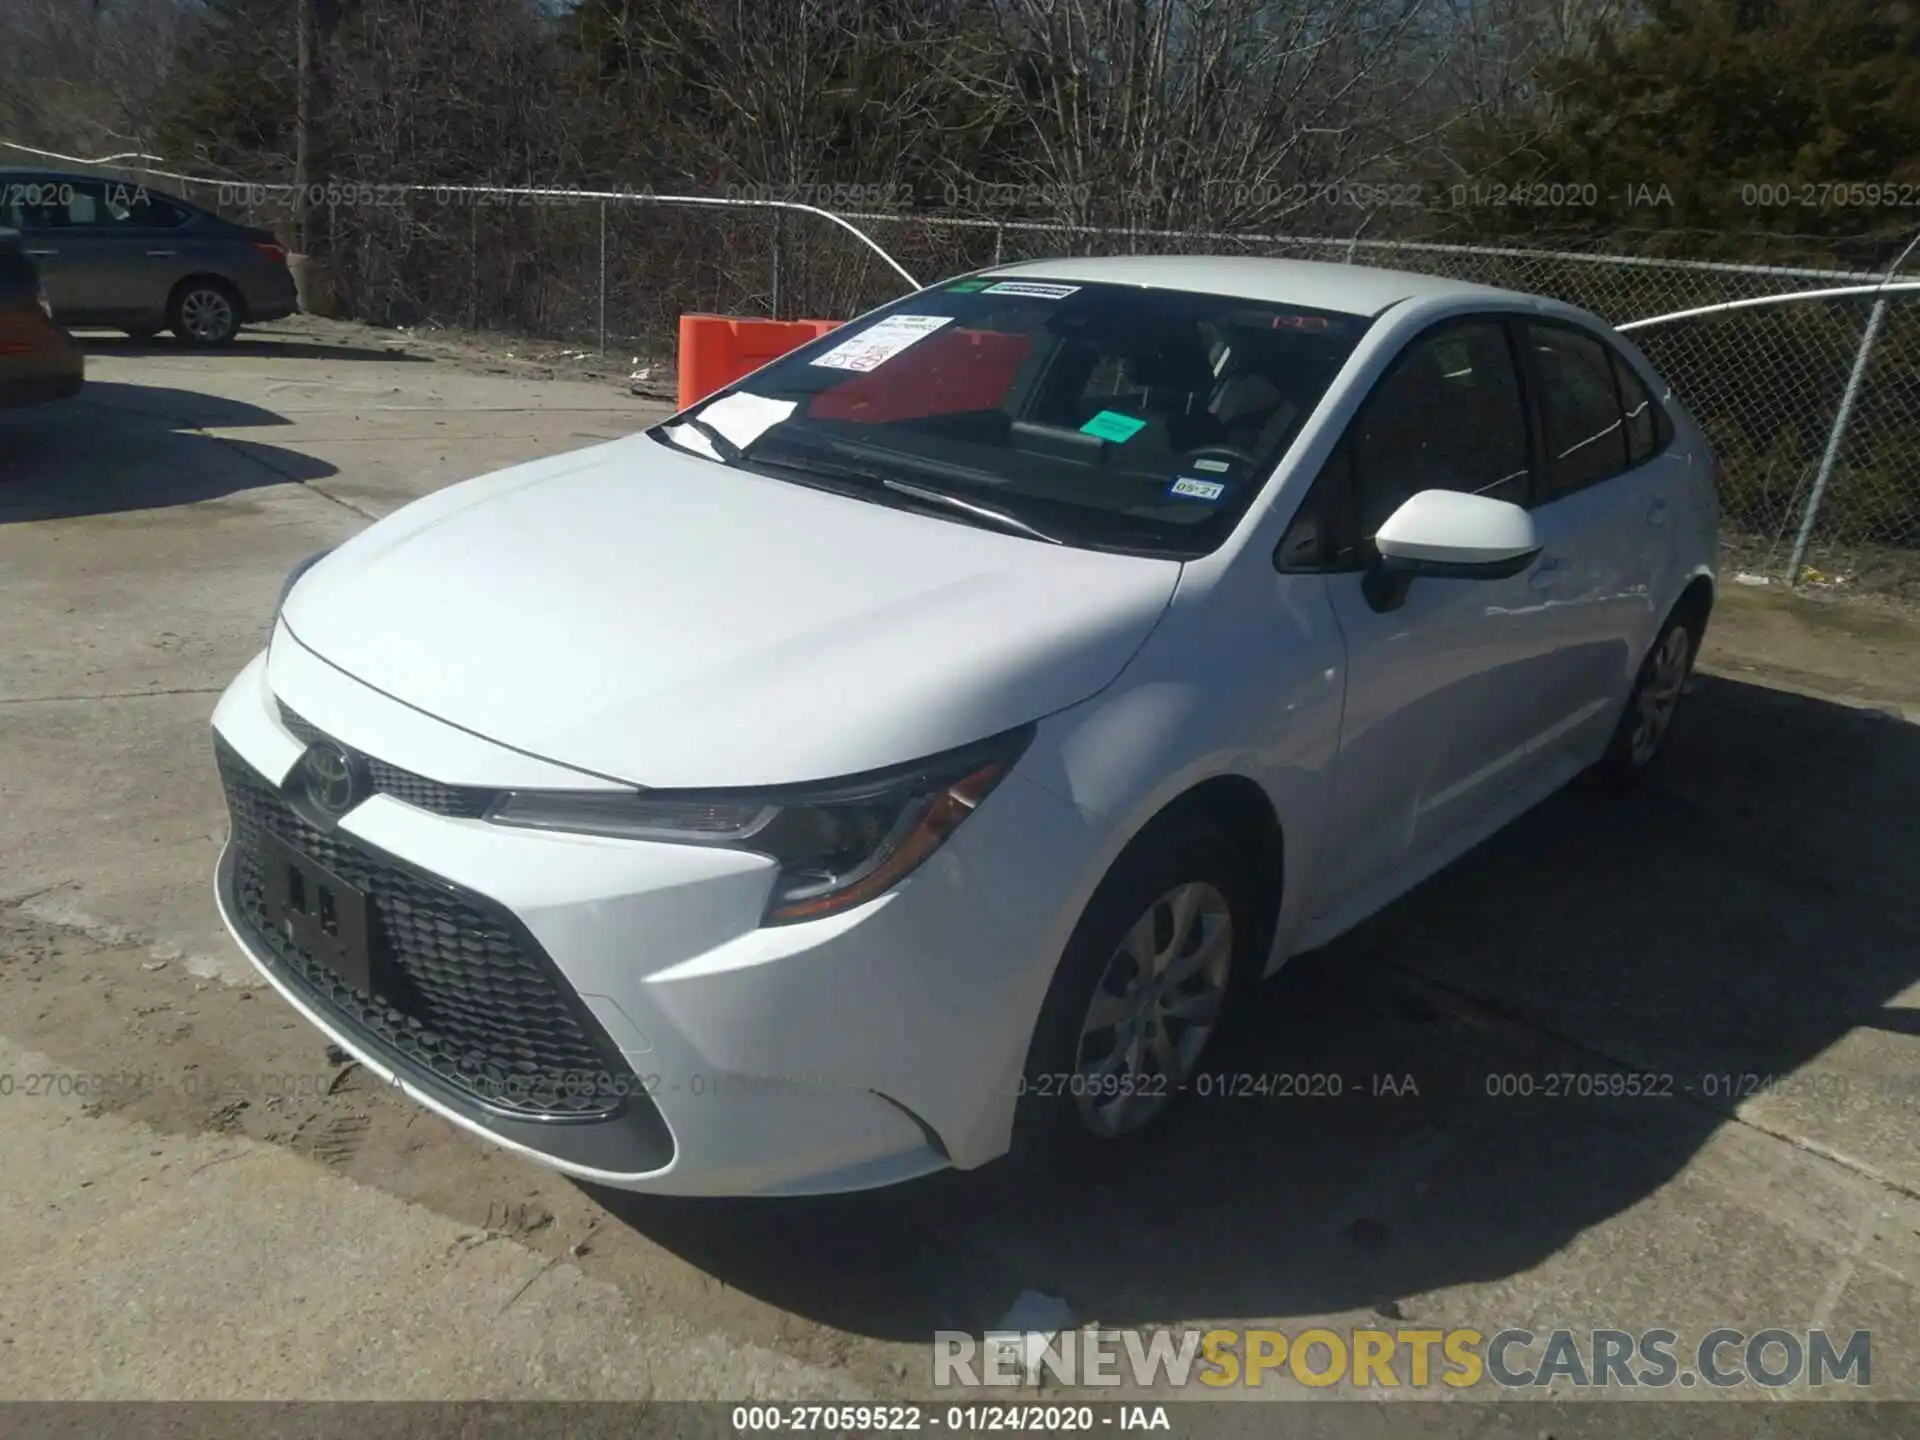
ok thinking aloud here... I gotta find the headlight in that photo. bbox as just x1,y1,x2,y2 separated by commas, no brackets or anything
277,548,333,614
486,726,1034,925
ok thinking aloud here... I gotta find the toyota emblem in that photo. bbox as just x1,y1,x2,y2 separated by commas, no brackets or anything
301,742,364,817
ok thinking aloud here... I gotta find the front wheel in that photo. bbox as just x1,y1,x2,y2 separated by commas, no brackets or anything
1015,825,1251,1155
1592,607,1699,785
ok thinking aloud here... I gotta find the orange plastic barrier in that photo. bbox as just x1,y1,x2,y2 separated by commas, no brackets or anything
677,314,842,410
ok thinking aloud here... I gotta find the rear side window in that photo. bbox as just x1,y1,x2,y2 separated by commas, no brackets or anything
1350,321,1531,537
109,186,191,228
1527,323,1629,497
1611,352,1672,465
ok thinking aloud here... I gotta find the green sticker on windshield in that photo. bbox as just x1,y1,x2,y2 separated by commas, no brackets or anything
945,278,991,293
1080,410,1148,443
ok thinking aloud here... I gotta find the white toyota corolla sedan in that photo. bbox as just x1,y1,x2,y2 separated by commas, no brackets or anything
211,256,1717,1196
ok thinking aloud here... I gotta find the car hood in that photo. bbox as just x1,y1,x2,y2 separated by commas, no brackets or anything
281,434,1181,788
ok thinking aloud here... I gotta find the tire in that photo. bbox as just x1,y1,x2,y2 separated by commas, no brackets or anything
167,281,242,347
1013,823,1252,1162
1590,603,1702,787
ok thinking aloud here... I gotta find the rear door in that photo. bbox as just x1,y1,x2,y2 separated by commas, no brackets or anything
1609,346,1689,659
1515,320,1671,763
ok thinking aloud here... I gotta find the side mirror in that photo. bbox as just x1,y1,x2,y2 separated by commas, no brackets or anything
1362,489,1541,612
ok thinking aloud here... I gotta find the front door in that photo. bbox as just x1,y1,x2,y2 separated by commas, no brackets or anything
1297,318,1579,920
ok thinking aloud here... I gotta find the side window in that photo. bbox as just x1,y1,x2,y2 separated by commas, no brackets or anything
60,180,105,227
102,184,189,228
1351,321,1530,538
1611,350,1671,465
4,177,63,230
1527,323,1629,497
1276,439,1358,571
146,196,191,227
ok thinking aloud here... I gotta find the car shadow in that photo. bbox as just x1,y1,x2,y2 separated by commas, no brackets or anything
75,331,433,364
586,673,1920,1340
0,380,337,522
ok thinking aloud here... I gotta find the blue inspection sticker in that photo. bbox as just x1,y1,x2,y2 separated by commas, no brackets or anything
1169,476,1228,501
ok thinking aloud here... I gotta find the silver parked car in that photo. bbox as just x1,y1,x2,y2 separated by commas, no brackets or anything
0,169,298,346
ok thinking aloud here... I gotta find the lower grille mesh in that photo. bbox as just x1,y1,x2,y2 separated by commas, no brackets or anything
218,740,629,1120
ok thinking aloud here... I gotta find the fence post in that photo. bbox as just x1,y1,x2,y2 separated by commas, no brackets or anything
771,214,782,321
598,200,608,354
994,225,1004,266
468,205,477,332
1786,296,1888,585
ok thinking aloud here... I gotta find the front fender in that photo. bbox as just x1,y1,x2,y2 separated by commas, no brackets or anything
1014,568,1349,976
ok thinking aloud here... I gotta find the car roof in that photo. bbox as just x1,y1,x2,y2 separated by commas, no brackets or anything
2,165,144,179
0,166,180,191
981,255,1527,317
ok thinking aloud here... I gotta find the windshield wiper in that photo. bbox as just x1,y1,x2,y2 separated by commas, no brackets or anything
724,433,1065,545
655,417,742,462
881,478,1064,545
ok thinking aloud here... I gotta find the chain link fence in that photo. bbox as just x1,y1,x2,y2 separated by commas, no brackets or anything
16,148,1920,605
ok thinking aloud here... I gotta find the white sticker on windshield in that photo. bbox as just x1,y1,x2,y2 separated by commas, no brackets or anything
695,391,795,449
982,281,1081,299
810,314,953,372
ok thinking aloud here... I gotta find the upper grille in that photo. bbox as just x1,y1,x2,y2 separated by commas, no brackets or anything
218,740,629,1120
278,704,496,819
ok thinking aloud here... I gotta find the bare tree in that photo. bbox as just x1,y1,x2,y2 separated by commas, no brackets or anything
943,0,1458,236
0,0,194,152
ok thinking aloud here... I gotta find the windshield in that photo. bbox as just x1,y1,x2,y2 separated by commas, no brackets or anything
654,278,1372,558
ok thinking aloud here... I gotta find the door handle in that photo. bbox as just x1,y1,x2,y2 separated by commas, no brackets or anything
1528,555,1567,590
1646,498,1668,526
144,249,178,257
25,248,56,257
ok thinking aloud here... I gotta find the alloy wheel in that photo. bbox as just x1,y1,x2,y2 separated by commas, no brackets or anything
1071,881,1233,1137
179,288,236,343
1629,624,1692,767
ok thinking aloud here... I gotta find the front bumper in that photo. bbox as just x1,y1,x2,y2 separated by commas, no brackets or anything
209,634,1096,1196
